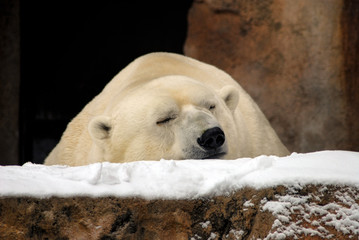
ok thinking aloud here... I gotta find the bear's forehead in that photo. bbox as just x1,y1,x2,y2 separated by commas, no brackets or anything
144,75,210,89
145,75,215,95
115,76,218,113
144,82,216,106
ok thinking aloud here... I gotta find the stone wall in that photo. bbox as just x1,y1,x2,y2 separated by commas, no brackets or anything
1,185,358,239
184,0,359,153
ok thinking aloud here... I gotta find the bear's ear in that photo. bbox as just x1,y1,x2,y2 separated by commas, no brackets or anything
219,85,239,112
89,116,112,140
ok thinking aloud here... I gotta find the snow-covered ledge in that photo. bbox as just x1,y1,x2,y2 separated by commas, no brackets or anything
1,151,359,239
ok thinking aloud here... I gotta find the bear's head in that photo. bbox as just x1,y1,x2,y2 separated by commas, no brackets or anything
88,76,240,162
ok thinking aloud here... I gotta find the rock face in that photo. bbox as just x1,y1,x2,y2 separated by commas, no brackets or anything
1,185,358,239
184,0,359,153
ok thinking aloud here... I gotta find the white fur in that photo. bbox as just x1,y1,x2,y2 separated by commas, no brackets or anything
44,52,289,166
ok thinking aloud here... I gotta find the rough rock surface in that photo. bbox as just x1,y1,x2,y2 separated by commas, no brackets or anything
184,0,359,153
1,185,358,239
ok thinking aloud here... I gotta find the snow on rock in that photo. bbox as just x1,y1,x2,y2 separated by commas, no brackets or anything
1,150,359,239
0,150,359,199
262,185,359,239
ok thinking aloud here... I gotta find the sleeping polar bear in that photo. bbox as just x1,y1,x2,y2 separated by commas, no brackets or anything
45,52,289,166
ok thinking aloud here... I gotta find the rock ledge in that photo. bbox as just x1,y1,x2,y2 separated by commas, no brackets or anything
1,184,358,239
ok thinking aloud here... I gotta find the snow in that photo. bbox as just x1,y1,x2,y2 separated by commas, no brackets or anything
243,200,255,207
199,221,211,229
0,150,359,199
226,229,245,239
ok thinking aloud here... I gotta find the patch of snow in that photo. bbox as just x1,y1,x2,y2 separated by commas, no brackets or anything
226,229,245,239
243,200,255,208
190,234,202,240
0,150,358,199
208,232,217,240
200,221,211,229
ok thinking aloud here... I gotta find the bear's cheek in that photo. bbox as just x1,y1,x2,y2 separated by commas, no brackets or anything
131,124,179,159
215,108,241,157
153,127,176,147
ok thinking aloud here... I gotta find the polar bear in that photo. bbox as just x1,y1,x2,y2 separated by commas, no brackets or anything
44,52,289,166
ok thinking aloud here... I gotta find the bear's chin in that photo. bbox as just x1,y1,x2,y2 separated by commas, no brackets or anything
183,146,227,160
202,152,227,159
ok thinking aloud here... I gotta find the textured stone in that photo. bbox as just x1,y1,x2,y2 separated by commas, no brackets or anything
1,185,358,239
184,0,359,153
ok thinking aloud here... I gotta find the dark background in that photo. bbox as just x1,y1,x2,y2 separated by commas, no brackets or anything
19,1,193,164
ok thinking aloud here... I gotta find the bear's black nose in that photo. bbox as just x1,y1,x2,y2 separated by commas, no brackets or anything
197,127,225,150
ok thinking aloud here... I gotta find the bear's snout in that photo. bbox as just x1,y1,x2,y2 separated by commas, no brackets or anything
197,127,225,151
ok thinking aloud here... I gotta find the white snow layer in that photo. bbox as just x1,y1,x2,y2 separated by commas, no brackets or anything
0,150,359,199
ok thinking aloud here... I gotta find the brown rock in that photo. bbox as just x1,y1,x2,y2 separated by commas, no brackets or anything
1,185,358,239
184,0,359,153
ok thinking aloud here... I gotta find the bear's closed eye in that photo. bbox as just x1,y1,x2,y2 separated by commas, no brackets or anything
156,117,175,125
